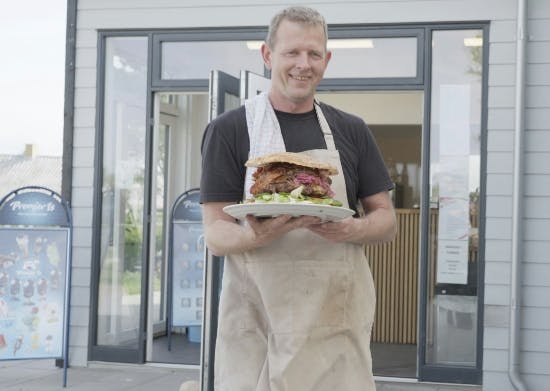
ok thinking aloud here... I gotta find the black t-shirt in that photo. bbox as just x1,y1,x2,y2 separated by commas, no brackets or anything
199,102,393,215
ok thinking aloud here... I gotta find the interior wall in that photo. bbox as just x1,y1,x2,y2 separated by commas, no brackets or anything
318,92,423,208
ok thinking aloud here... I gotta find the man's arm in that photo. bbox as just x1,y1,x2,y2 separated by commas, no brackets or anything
309,191,396,245
203,202,322,256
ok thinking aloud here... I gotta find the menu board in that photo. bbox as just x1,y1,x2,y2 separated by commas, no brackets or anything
0,228,67,360
171,223,204,326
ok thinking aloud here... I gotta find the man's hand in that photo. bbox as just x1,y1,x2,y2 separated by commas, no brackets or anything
245,214,321,247
310,191,396,245
309,217,363,243
203,202,321,256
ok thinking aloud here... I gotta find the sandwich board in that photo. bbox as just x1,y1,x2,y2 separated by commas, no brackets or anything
0,186,72,387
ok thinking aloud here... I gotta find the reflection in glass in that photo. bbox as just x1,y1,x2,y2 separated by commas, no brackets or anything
426,30,483,366
162,41,264,79
153,125,169,324
324,37,417,78
97,36,148,347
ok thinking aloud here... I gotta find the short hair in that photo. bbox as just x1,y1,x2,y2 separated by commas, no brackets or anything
266,6,328,50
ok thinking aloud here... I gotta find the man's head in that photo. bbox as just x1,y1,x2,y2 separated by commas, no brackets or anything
266,6,328,51
262,6,331,113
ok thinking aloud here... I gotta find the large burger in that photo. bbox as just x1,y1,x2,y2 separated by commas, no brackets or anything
245,152,343,206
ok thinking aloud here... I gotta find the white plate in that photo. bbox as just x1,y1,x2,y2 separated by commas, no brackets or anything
223,202,355,222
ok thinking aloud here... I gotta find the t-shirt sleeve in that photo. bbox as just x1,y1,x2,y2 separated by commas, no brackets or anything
199,110,247,203
357,122,394,198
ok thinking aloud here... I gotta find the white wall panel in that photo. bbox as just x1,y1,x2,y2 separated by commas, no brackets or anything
487,108,515,130
523,286,550,307
74,88,96,108
524,196,550,218
525,152,550,174
483,371,516,391
484,239,512,262
484,261,511,285
523,307,550,329
483,327,509,349
526,108,550,129
528,42,550,63
74,68,97,88
528,64,550,85
485,284,511,305
71,207,93,229
75,48,97,68
72,147,94,168
484,305,509,327
488,86,515,108
525,130,550,152
523,352,550,375
488,130,514,152
485,217,512,239
486,151,514,173
489,42,516,64
483,348,509,371
489,20,516,42
524,240,550,262
489,64,515,86
73,127,96,148
523,263,550,287
486,195,513,217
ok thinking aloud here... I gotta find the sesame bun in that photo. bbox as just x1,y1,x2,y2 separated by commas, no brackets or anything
245,152,338,175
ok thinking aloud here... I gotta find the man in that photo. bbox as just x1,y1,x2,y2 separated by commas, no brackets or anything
200,6,396,391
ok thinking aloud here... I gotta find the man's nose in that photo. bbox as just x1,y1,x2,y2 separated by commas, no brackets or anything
295,52,311,69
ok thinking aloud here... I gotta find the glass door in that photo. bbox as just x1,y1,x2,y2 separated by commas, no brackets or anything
92,36,148,363
148,92,210,364
419,28,486,384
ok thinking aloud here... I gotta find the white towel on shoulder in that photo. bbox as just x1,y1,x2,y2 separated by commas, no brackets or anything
243,92,286,200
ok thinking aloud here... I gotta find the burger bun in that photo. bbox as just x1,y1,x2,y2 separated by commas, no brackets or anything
246,152,338,175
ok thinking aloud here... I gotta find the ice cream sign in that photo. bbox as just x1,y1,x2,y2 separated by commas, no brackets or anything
0,187,71,386
0,190,69,227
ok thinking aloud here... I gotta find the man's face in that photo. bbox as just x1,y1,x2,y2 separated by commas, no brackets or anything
262,20,331,112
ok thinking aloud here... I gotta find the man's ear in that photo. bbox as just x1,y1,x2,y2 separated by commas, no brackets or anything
325,50,332,66
261,43,272,70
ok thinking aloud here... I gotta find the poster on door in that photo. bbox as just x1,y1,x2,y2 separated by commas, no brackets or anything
0,228,67,360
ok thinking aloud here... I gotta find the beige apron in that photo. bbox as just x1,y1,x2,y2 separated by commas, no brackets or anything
214,101,377,391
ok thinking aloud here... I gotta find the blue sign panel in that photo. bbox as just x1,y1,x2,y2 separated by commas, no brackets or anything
0,189,69,227
173,189,201,222
170,189,204,328
171,223,204,327
0,228,67,359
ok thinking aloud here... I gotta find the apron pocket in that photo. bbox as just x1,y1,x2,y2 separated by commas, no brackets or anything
292,259,350,331
243,259,351,333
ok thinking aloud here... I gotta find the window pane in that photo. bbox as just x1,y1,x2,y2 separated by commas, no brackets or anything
97,36,148,347
324,37,417,78
161,41,265,79
426,29,483,366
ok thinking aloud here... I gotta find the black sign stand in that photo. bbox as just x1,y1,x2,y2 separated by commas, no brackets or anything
166,189,203,351
0,186,72,387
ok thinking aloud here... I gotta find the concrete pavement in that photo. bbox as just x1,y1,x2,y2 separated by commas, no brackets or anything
0,359,483,391
0,359,200,391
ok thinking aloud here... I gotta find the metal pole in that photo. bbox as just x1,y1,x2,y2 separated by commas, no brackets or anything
509,0,528,390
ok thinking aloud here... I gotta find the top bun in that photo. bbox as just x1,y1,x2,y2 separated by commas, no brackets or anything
245,152,338,175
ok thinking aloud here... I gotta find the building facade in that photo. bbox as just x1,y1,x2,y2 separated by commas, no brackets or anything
62,1,550,390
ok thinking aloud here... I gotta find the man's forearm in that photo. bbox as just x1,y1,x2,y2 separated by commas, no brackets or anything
204,219,257,256
353,207,396,245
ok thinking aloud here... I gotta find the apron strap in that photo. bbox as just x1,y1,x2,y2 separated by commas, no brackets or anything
314,101,336,151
